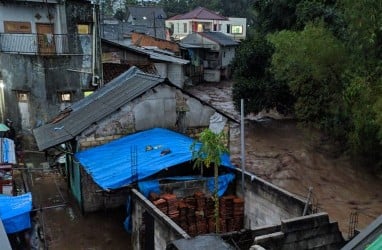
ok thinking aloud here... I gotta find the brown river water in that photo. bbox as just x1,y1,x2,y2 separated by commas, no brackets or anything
187,81,382,236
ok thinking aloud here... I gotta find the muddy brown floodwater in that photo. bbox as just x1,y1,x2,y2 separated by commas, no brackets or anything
187,81,382,237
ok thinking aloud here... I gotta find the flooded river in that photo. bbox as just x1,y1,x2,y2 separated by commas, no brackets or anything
187,81,382,236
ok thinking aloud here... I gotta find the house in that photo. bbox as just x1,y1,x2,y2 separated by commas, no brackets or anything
181,32,239,82
102,38,189,87
100,6,167,44
32,66,237,212
0,0,102,148
166,7,246,41
127,6,167,40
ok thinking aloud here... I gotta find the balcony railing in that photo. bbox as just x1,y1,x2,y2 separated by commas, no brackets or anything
0,33,93,55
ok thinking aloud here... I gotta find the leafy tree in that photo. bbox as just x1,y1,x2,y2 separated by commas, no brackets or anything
268,23,349,130
232,34,295,115
190,129,229,233
253,0,301,33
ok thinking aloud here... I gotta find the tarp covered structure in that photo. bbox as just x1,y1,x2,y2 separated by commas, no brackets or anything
0,193,32,234
75,128,235,190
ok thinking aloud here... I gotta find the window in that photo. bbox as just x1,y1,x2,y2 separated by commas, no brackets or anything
213,24,217,31
58,91,72,102
4,21,31,33
232,25,243,34
83,91,94,97
16,91,29,102
226,24,231,34
77,24,91,34
183,23,187,33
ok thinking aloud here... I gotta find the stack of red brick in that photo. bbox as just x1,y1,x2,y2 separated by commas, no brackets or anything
149,191,245,236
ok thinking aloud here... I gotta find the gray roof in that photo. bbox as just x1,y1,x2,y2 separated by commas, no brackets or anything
168,235,234,250
199,32,239,46
102,39,189,65
101,22,166,40
33,67,165,151
127,6,167,22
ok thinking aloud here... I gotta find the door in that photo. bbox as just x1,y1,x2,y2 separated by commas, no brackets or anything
36,23,55,54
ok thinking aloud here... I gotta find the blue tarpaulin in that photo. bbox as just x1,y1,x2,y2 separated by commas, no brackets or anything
138,173,235,198
75,128,235,190
0,193,32,234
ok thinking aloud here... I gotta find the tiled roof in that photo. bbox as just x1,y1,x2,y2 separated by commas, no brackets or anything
167,7,227,21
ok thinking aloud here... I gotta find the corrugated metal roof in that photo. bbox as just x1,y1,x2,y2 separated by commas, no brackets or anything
199,32,239,46
102,39,189,64
128,6,167,21
33,67,165,151
168,7,227,21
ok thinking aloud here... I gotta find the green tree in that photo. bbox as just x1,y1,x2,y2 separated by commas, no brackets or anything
232,34,295,115
190,129,229,233
268,23,349,131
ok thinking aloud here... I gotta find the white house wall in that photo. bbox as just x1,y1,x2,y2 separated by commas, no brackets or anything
221,47,236,67
0,5,63,33
167,64,185,88
154,62,167,79
166,18,246,41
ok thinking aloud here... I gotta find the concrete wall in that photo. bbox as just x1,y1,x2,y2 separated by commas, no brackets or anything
167,63,186,88
78,83,221,147
221,47,235,68
80,167,130,212
252,213,345,249
235,171,308,228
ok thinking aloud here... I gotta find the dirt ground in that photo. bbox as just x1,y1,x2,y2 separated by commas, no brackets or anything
20,152,132,250
187,81,382,237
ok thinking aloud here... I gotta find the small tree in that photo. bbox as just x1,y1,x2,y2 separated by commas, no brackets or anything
190,128,229,233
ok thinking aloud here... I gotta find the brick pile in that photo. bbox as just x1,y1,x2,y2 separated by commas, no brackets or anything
149,191,245,236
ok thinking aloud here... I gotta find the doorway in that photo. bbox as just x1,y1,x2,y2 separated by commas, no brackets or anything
36,23,55,54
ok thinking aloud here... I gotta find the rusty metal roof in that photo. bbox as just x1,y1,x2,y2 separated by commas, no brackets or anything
33,67,164,151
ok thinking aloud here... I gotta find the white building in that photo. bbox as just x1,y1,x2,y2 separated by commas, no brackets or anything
165,7,246,41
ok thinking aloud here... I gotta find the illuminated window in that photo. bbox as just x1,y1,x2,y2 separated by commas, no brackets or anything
16,91,29,102
197,23,203,32
58,92,72,102
231,25,243,34
83,91,93,97
77,24,90,34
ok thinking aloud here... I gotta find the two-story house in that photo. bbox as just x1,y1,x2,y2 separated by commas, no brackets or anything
165,7,246,41
0,0,102,148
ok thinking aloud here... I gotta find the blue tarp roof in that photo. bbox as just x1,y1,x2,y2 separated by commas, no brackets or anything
0,193,32,234
75,128,235,190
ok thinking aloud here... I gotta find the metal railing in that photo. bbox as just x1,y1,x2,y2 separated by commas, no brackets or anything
0,33,93,55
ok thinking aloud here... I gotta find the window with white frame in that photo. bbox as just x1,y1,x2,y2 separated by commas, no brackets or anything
231,25,243,34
